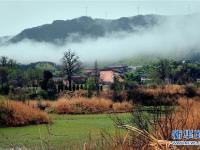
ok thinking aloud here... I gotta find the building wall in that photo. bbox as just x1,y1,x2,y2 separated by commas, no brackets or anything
100,70,114,83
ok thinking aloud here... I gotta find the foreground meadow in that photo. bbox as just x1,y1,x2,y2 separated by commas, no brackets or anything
0,97,132,149
1,85,200,149
0,113,130,149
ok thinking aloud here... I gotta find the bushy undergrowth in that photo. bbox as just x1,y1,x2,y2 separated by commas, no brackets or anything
81,97,200,150
2,93,200,149
156,97,200,139
127,85,192,105
0,100,50,127
29,97,133,114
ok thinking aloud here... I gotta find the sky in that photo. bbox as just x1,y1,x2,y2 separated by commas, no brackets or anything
0,0,200,36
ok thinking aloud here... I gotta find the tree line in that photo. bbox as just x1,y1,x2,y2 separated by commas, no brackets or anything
1,51,200,101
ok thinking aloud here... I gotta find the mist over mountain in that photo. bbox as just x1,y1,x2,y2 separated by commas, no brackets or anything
8,15,164,44
0,14,200,65
0,36,12,45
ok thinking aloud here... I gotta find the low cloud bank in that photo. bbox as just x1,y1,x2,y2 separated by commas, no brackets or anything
0,14,200,64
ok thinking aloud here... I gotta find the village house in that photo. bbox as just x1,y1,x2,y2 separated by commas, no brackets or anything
100,69,115,83
127,65,142,72
106,65,128,75
99,66,126,90
52,65,136,91
140,74,152,84
84,65,127,84
83,68,95,76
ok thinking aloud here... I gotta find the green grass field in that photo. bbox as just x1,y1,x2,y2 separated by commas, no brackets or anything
0,113,131,149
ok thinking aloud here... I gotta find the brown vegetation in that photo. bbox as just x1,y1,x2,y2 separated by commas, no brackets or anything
81,97,200,150
141,84,186,95
127,84,199,106
2,85,200,149
0,100,50,127
154,97,200,139
29,97,133,114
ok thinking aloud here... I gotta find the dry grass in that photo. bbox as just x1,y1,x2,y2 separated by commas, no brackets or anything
154,97,200,139
2,96,200,149
141,84,185,96
53,97,133,114
28,100,53,109
99,97,200,150
147,97,200,150
82,124,175,150
28,97,133,114
112,102,132,112
0,100,50,127
176,98,200,129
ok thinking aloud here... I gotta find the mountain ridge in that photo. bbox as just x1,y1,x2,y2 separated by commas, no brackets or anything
8,15,165,45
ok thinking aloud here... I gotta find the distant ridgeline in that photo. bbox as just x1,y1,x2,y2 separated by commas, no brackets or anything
28,62,59,70
18,62,61,75
118,49,200,66
5,15,164,44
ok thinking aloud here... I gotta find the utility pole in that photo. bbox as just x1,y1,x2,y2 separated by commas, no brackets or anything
137,6,140,15
105,11,108,19
85,6,88,16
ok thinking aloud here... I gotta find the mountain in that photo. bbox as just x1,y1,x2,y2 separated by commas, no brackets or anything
28,61,60,71
8,15,165,44
0,36,12,45
19,61,62,76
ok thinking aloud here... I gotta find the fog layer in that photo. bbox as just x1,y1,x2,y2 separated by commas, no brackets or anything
0,14,200,64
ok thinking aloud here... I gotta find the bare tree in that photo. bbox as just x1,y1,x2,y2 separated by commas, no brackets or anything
7,59,17,68
0,56,17,68
62,50,81,91
0,56,8,67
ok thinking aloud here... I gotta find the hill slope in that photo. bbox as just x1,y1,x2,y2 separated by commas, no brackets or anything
9,15,164,44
